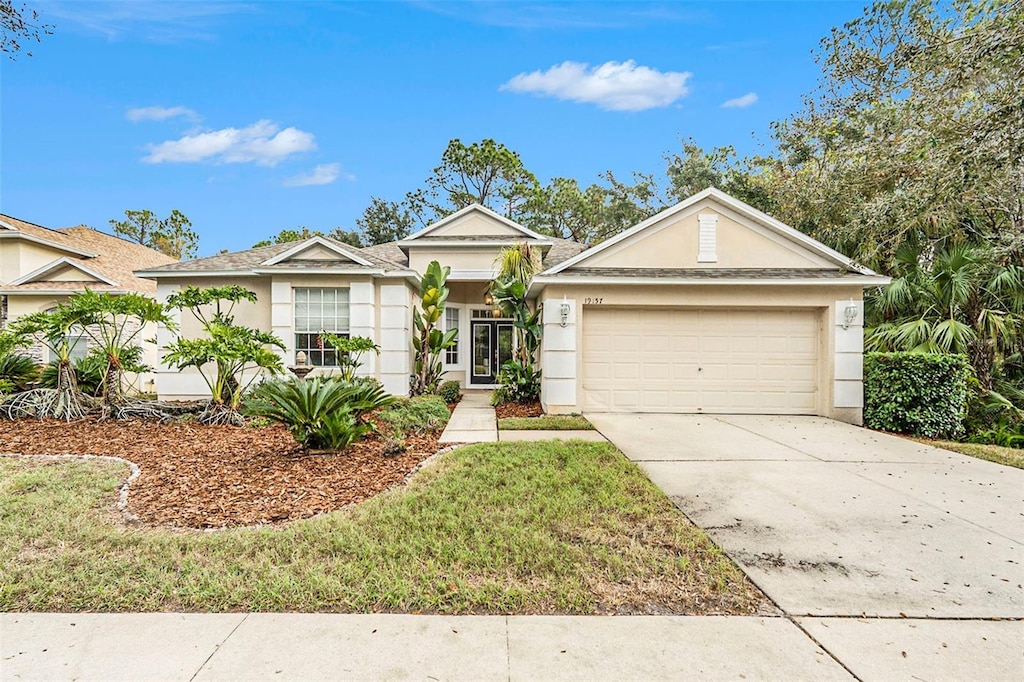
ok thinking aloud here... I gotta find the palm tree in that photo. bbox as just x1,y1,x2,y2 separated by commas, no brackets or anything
866,242,1024,398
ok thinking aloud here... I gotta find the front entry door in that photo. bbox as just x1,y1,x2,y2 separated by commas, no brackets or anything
471,320,514,385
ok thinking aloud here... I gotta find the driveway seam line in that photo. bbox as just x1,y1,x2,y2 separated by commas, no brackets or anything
505,615,511,682
189,613,249,682
785,615,863,681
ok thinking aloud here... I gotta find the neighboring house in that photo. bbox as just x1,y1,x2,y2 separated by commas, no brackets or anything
0,214,177,388
137,188,889,424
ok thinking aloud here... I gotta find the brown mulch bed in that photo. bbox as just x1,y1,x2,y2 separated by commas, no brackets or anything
494,401,544,419
0,419,444,529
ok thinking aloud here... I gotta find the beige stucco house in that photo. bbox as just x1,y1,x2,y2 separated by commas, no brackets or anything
0,214,176,386
138,188,888,424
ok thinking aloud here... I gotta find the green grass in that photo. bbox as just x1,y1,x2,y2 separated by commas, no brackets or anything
499,415,594,431
928,441,1024,469
0,443,763,615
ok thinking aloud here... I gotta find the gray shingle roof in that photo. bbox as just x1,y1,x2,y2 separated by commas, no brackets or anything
139,237,410,274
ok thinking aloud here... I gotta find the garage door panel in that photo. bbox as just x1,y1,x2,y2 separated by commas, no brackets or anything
582,307,820,414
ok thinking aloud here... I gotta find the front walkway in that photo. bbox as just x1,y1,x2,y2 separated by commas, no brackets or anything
438,391,497,443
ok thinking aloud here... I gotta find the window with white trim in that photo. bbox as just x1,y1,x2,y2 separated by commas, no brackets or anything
49,334,88,363
294,287,350,366
444,306,460,365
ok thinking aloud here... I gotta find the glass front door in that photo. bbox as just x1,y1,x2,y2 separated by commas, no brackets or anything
470,320,513,384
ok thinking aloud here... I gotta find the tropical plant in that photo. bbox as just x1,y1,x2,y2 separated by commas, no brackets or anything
490,244,544,403
39,346,146,397
6,307,89,420
411,260,457,396
64,290,170,408
0,332,37,394
866,243,1024,396
164,322,284,424
318,333,380,381
493,360,542,404
244,376,392,449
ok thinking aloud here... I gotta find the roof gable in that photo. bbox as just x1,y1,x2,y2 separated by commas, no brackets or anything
545,188,878,276
261,236,374,267
10,257,118,286
404,204,546,241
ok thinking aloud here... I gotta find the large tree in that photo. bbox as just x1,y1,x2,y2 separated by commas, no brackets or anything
407,138,540,224
522,171,661,244
1,0,51,58
252,226,323,248
110,209,199,260
354,197,414,245
762,0,1024,270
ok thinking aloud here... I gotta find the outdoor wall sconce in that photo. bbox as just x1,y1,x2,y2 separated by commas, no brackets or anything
842,300,859,330
559,300,571,328
484,293,494,306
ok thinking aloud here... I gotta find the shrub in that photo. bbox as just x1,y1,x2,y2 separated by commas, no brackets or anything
377,395,451,435
864,352,970,438
438,380,461,403
494,360,541,404
243,376,392,450
0,354,39,394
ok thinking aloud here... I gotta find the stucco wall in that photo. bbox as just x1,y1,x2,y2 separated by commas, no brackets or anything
538,283,865,423
582,199,833,270
408,248,505,276
154,275,416,400
428,212,524,238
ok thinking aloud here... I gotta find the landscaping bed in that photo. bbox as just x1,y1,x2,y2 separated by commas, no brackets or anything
0,418,444,528
493,401,543,419
0,441,770,615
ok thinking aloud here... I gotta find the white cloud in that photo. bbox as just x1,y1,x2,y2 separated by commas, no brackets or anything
501,60,692,112
142,120,317,166
721,92,759,108
126,105,200,123
284,163,354,187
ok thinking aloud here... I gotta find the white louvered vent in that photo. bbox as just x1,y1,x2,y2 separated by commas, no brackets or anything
697,213,718,263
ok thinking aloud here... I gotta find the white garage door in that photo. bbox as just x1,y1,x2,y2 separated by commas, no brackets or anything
582,307,820,414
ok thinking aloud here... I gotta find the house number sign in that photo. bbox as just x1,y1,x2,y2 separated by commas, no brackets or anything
584,297,604,304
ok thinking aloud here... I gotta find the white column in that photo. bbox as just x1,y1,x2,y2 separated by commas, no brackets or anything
379,283,412,396
541,298,577,412
834,299,864,409
349,280,376,376
271,279,293,364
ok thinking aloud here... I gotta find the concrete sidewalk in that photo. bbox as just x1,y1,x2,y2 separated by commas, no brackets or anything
438,391,496,444
1,613,854,681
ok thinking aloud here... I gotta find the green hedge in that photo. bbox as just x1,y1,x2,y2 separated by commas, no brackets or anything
864,352,970,439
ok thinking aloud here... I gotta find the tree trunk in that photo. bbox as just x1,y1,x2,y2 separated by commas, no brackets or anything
968,338,995,391
103,360,125,406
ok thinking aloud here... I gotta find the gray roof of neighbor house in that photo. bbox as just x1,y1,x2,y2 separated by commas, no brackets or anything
138,237,412,275
361,237,589,271
0,214,176,294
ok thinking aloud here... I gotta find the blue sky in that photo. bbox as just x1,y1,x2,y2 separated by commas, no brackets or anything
2,0,862,256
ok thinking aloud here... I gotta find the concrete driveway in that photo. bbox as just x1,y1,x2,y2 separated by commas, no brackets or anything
589,413,1024,680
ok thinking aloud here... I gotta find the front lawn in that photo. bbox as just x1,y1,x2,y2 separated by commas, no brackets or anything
0,442,767,615
928,440,1024,469
499,414,595,431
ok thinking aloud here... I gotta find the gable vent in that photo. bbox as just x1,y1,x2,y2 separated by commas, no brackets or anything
697,213,718,263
